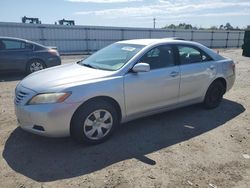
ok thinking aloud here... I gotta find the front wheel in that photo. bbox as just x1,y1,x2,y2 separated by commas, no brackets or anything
203,81,225,109
70,100,119,144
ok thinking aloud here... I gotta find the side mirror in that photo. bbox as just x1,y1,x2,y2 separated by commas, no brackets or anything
132,63,150,73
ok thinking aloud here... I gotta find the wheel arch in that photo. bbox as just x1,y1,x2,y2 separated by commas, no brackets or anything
70,95,122,128
212,77,227,94
26,58,47,69
202,76,227,101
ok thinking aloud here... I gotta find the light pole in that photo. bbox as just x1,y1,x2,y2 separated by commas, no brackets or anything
153,18,156,29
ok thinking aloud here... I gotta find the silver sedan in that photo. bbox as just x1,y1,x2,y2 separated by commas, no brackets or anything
15,38,235,144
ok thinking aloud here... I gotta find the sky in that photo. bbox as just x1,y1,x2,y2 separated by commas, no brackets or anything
0,0,249,28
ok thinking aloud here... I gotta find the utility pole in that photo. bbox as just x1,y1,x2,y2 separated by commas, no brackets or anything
153,18,156,29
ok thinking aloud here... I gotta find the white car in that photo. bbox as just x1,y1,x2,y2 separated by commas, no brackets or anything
15,38,235,144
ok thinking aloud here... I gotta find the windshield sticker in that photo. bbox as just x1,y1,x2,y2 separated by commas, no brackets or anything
122,46,136,52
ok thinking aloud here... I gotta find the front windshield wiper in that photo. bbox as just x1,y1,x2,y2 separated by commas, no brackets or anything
83,64,95,68
81,63,98,69
80,62,114,71
77,61,113,71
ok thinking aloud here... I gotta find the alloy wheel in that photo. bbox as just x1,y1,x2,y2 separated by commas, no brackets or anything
83,109,113,140
29,62,44,72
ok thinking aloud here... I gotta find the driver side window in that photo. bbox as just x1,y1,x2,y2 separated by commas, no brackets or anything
139,45,175,70
1,40,27,51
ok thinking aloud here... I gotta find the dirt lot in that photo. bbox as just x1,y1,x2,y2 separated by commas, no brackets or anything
0,49,249,188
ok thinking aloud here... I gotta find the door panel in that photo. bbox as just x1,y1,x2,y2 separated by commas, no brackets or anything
177,45,217,102
124,67,180,116
0,39,32,71
124,44,180,117
0,50,29,71
0,51,4,70
179,61,216,102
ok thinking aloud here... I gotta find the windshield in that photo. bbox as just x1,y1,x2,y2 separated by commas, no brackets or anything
79,43,145,71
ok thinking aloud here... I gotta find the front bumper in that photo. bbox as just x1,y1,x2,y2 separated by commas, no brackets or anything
15,101,81,137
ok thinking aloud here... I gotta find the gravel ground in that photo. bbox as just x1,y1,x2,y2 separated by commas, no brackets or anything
0,49,249,188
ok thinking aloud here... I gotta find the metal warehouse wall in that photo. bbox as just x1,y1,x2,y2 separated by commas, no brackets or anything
0,22,245,53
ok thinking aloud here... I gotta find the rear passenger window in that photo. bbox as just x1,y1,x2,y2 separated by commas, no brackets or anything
201,52,213,62
34,44,44,51
177,45,213,64
24,43,33,50
178,46,202,64
140,45,175,70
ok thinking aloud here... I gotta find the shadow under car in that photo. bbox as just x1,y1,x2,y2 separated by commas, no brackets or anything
2,99,245,182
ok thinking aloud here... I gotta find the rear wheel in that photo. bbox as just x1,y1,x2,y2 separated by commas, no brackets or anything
203,81,225,109
70,100,119,144
26,59,46,74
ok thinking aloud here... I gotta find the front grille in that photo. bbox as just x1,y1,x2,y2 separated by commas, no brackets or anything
15,90,28,105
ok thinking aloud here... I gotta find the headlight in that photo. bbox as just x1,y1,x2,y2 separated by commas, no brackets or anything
28,92,71,105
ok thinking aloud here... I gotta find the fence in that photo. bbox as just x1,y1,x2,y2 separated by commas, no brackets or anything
0,22,245,53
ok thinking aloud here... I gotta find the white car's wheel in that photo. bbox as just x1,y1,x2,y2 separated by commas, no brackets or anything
83,109,113,140
71,99,119,144
203,80,225,109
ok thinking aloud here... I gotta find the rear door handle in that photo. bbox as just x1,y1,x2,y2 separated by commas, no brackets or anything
170,71,179,77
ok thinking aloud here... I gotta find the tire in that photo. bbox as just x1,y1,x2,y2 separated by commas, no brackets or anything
26,59,46,74
70,99,119,144
203,81,225,109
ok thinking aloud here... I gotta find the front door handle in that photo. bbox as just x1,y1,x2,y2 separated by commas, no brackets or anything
170,71,179,77
209,65,215,70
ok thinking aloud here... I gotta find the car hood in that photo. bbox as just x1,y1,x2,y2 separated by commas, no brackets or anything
20,63,114,92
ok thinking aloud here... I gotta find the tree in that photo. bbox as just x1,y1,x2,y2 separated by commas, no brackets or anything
163,23,194,30
219,25,224,30
184,24,193,29
209,26,218,30
235,26,240,31
167,24,176,29
162,22,244,30
224,22,234,30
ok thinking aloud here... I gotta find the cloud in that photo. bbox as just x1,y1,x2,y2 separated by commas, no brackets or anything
135,10,250,21
75,6,162,17
68,0,142,3
75,0,250,18
74,0,250,27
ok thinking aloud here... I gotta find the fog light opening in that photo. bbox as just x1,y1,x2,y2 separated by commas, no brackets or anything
32,125,45,131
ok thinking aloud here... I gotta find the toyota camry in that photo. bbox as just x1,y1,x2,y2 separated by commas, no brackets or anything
14,38,235,144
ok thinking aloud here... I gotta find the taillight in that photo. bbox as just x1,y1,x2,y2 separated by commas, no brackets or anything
48,49,59,56
231,62,235,74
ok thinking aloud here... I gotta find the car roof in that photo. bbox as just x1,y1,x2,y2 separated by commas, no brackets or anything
0,36,29,42
117,38,188,46
0,36,46,48
118,38,225,61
